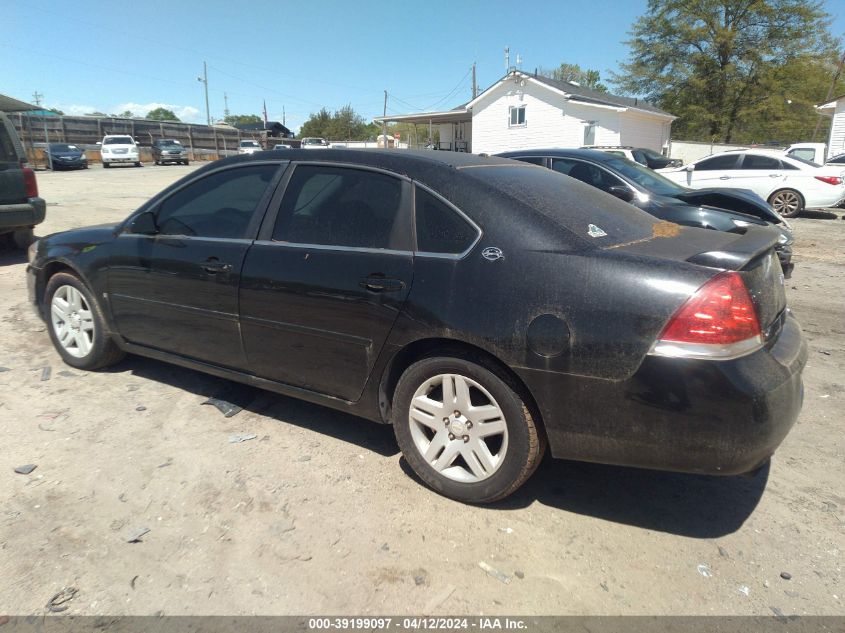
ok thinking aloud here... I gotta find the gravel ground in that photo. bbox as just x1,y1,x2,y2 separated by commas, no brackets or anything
0,164,842,616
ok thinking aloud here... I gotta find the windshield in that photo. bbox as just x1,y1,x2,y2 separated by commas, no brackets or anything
240,141,260,147
104,137,133,145
50,144,79,152
640,148,665,160
601,156,686,196
303,138,325,145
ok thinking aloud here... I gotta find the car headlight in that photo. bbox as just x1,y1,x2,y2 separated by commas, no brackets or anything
27,239,39,264
731,219,751,228
778,232,790,245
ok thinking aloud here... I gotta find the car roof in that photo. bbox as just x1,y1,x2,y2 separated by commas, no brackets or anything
496,148,619,162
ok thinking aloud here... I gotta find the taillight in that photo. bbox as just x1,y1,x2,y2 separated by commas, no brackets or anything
650,272,762,360
814,175,843,185
22,167,38,198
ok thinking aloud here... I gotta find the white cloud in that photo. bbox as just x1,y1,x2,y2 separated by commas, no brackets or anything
113,102,202,123
58,104,99,116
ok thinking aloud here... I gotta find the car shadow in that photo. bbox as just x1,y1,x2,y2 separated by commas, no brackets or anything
400,454,768,538
106,355,767,535
800,209,840,220
0,245,27,265
111,355,399,457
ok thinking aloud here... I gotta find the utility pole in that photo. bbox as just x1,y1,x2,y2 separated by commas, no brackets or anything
283,106,286,127
472,62,477,99
504,47,510,72
32,91,43,107
197,62,211,126
382,90,388,149
223,92,230,120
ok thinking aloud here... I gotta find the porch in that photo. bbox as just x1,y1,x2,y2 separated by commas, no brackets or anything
373,108,472,152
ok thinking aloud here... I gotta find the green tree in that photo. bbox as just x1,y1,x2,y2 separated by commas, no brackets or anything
224,114,262,125
541,63,608,92
299,105,375,141
146,107,180,121
85,111,107,117
612,0,839,143
48,107,64,115
118,110,134,118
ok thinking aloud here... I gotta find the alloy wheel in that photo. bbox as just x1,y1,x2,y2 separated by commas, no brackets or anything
408,373,508,483
50,285,95,358
771,191,801,215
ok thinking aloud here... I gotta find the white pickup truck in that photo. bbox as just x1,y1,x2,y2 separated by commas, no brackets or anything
783,143,827,164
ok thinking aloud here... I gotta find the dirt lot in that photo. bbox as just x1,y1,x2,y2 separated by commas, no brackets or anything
1,164,843,617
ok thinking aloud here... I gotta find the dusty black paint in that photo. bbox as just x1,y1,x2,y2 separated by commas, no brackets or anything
27,149,807,475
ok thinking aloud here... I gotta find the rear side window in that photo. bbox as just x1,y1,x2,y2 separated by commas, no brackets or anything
156,164,277,238
273,165,404,249
741,154,782,170
0,120,19,163
511,156,546,167
415,186,478,254
696,154,740,170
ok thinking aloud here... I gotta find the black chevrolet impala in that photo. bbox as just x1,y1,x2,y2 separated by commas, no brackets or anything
27,150,807,503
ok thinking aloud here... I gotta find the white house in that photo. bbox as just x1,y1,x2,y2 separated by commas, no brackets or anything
817,94,845,159
375,70,675,155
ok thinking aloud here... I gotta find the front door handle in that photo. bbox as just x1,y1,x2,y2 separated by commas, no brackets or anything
769,173,782,178
360,276,405,292
202,258,232,273
719,175,730,180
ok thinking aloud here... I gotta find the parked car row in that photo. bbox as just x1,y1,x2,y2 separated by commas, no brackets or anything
657,150,845,217
26,148,807,503
498,148,795,276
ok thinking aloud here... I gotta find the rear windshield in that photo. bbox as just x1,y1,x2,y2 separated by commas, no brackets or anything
49,144,79,152
104,137,133,144
0,119,19,163
240,141,260,147
464,165,657,247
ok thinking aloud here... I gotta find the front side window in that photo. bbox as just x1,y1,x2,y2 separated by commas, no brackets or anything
414,186,478,255
552,159,625,193
696,154,740,170
511,156,546,166
509,106,526,127
272,165,404,249
155,164,277,239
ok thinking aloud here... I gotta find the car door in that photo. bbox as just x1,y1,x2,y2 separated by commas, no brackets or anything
238,163,414,401
731,153,787,199
680,153,742,188
108,162,282,368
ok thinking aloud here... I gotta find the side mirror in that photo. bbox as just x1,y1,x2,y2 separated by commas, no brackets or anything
608,185,635,203
129,211,157,235
685,164,695,172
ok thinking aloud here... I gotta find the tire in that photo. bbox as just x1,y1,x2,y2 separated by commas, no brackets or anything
11,228,34,250
44,272,125,370
134,162,142,168
768,189,804,218
393,356,545,503
103,162,110,168
183,160,189,166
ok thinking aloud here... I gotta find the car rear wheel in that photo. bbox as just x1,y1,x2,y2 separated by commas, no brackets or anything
393,356,545,503
44,272,125,370
768,189,804,218
134,162,141,168
103,163,110,168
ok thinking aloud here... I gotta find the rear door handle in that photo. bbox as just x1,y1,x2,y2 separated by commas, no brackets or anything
202,258,232,273
769,173,782,178
719,175,730,180
360,276,405,292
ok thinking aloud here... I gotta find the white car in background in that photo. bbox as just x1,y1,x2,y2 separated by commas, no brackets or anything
658,150,845,217
238,140,262,155
301,137,329,149
100,135,141,168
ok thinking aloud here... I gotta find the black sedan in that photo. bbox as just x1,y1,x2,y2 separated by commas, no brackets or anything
45,143,88,170
26,150,806,503
497,148,794,277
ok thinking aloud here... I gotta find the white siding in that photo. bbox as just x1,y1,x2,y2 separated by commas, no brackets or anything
470,78,670,155
828,99,845,159
619,111,671,152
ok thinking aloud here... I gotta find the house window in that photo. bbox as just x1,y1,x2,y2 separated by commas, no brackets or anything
583,121,597,146
509,105,526,127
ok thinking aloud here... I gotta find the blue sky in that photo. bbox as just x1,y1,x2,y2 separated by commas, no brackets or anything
4,0,844,134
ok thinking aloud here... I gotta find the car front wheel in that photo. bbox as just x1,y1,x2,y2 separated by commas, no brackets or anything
393,356,545,503
44,272,125,370
768,189,804,218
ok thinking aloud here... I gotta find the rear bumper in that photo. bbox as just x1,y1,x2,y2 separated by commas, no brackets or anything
0,197,46,231
517,313,807,475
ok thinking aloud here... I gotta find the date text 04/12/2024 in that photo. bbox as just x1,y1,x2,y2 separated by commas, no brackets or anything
307,618,528,630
